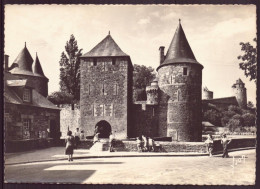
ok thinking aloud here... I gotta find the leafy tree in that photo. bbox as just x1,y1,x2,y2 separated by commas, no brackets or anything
227,118,242,132
242,113,255,126
221,116,230,127
203,109,222,126
59,34,83,102
133,64,156,101
228,105,242,115
237,38,257,83
47,91,73,106
247,101,254,109
133,64,156,89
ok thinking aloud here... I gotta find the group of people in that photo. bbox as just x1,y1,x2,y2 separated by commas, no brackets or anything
136,135,155,152
204,133,232,158
65,128,84,161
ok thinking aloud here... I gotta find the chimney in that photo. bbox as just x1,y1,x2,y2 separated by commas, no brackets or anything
4,55,9,71
159,46,165,64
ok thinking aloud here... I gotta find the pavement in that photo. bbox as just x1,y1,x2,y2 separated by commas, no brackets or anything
4,149,256,185
4,146,255,165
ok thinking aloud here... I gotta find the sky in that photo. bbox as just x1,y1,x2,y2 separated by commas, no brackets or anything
4,5,257,105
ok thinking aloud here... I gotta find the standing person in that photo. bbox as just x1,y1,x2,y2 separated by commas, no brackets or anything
109,132,114,152
148,137,155,152
93,132,100,144
65,130,75,161
221,134,232,158
205,134,214,157
142,135,148,152
136,137,142,152
74,128,80,149
80,130,85,141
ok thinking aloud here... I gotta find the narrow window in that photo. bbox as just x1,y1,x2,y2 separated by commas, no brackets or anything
103,62,106,71
23,89,31,102
112,58,116,65
177,89,180,101
102,84,106,95
183,67,188,76
170,75,173,84
93,59,97,66
113,84,118,95
88,84,91,95
23,119,31,139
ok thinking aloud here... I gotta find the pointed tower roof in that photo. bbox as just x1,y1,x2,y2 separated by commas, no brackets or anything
159,20,201,68
13,42,34,71
82,32,129,57
236,78,244,84
33,53,46,77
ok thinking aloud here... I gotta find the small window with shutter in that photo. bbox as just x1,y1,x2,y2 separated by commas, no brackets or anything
183,67,188,76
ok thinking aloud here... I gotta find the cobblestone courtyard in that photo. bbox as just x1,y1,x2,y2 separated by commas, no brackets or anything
5,149,255,185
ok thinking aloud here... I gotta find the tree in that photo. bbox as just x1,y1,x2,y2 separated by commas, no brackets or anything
133,64,156,89
133,64,156,101
59,34,83,102
242,113,255,126
247,101,254,109
203,109,222,126
237,38,257,83
227,118,242,132
47,91,73,106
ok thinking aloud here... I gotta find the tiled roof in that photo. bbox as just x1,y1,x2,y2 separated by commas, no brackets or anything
12,43,33,72
82,33,129,57
160,21,201,67
33,53,46,77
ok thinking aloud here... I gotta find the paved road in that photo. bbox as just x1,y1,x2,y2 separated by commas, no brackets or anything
5,149,255,185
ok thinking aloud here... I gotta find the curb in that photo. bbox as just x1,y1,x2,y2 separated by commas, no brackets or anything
5,147,255,166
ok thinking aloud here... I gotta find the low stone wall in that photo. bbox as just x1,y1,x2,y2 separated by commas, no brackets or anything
5,138,54,153
77,138,256,153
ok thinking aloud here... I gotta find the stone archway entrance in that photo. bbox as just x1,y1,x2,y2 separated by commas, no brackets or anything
94,120,112,138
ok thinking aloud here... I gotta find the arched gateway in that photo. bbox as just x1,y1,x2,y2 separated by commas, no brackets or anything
95,120,111,138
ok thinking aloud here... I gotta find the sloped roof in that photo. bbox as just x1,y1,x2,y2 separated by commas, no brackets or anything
12,43,33,72
82,33,129,57
33,53,46,77
202,121,215,127
6,80,28,87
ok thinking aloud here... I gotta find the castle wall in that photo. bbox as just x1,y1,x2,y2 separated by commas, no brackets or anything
131,103,158,137
12,74,48,97
233,87,247,109
158,63,203,142
4,103,60,141
80,57,130,139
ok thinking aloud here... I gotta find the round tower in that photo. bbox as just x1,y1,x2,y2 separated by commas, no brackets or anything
146,80,159,105
10,43,49,97
157,20,203,142
232,78,247,109
202,87,213,100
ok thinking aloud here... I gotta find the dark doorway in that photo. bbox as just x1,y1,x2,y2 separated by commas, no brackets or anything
50,120,57,139
95,120,112,138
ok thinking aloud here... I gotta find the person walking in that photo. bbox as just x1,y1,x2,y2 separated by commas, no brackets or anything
109,132,115,152
205,134,214,157
74,128,80,149
221,134,232,158
65,130,75,161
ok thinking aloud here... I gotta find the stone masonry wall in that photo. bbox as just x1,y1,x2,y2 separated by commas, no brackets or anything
60,104,80,138
158,63,203,141
233,86,247,109
80,57,130,139
131,103,158,137
4,103,60,141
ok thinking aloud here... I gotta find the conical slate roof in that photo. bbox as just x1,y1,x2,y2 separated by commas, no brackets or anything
236,78,244,84
82,33,129,57
162,21,199,65
33,53,45,77
13,43,34,71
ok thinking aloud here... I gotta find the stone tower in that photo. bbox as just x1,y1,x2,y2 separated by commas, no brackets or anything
80,33,133,139
202,87,213,100
232,78,247,109
146,80,159,105
10,43,49,97
156,20,203,142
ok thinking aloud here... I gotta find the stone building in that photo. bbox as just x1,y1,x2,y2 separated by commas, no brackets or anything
202,87,213,100
80,21,203,142
232,78,247,109
4,46,60,152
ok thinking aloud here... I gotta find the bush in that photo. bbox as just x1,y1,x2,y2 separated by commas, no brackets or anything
222,110,236,118
242,113,256,126
228,105,242,115
227,118,242,132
